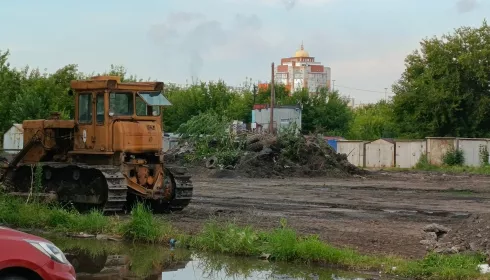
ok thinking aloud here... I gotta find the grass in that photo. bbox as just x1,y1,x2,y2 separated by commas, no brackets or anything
388,165,490,175
0,194,489,279
0,194,175,242
119,203,175,242
189,218,489,279
384,153,490,175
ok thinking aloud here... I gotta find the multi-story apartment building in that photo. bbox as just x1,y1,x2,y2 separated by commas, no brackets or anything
274,43,332,94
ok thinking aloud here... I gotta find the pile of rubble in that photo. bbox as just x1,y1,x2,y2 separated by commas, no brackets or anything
164,133,366,178
237,134,365,178
420,223,452,252
421,215,490,258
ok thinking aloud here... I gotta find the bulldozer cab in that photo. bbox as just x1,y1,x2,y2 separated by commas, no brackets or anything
70,76,171,153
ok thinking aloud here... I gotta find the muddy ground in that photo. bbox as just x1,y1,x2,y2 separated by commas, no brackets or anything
165,169,490,259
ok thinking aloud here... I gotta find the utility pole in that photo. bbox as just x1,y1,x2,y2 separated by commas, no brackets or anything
270,62,275,135
332,80,336,91
384,88,388,101
253,84,257,105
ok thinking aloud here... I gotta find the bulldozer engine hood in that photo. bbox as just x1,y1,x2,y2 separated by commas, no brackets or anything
112,121,162,153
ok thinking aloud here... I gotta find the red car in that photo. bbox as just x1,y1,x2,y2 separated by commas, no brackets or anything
0,226,75,280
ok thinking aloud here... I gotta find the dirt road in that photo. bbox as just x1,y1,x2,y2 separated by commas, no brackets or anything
167,170,490,259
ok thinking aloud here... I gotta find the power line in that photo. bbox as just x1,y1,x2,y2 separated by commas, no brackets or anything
334,84,390,94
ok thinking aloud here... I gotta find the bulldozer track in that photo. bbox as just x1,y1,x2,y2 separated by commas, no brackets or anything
93,166,128,213
1,163,193,214
39,163,127,214
167,166,193,212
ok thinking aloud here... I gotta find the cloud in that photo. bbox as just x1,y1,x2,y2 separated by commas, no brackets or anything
166,12,205,24
456,0,479,13
282,0,296,10
148,12,275,79
221,0,333,9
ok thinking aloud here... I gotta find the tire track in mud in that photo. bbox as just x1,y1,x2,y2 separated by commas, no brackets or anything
198,178,489,194
192,195,472,220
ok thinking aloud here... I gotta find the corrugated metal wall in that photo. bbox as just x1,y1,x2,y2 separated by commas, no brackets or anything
396,140,426,168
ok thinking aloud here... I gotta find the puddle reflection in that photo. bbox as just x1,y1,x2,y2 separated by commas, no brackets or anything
46,236,392,280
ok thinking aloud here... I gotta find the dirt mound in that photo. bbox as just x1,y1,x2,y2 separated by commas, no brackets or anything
424,215,490,258
238,134,365,178
165,134,366,179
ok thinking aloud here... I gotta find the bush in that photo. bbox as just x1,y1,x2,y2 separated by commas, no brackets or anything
479,145,489,167
414,153,435,170
442,149,465,166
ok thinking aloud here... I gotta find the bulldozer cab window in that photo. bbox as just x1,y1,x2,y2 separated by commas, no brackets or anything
109,92,133,116
96,94,104,124
136,95,160,116
78,93,92,124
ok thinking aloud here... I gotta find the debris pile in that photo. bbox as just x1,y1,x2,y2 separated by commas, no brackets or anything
420,223,451,251
165,133,366,178
164,142,194,165
422,215,490,258
237,134,365,178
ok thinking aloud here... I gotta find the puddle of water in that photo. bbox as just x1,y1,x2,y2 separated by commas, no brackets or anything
42,234,390,280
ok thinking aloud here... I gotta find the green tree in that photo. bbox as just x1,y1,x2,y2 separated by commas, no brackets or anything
277,87,352,135
0,50,22,133
392,20,490,138
299,88,353,135
254,83,291,105
348,100,397,140
163,80,254,132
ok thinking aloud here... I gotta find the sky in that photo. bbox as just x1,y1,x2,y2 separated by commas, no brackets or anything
0,0,488,104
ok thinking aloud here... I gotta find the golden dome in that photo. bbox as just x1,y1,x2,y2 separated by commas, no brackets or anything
294,42,309,57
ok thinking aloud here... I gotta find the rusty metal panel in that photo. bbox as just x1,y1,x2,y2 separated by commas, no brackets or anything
22,120,45,129
43,120,75,129
116,82,164,91
112,121,162,153
70,76,163,92
70,80,117,91
426,137,457,166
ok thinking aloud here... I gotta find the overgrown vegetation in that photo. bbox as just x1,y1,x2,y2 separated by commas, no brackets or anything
442,149,465,166
410,151,490,175
479,145,489,167
415,153,433,170
119,203,174,243
0,194,175,242
176,112,245,166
